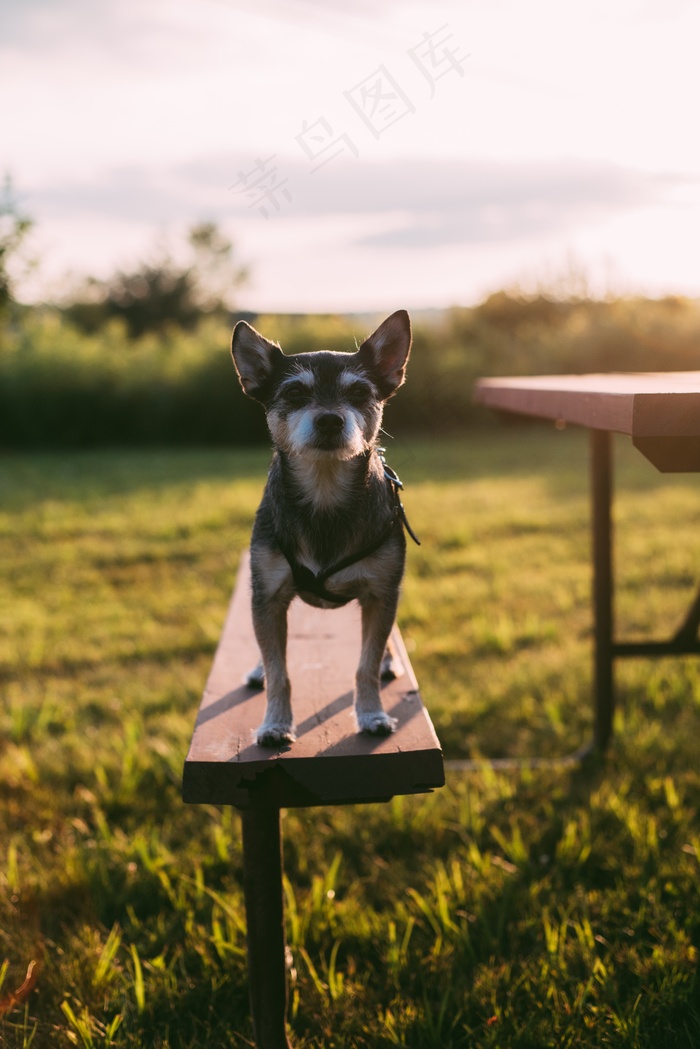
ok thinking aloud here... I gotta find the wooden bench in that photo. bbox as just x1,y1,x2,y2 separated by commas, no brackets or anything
183,553,444,1048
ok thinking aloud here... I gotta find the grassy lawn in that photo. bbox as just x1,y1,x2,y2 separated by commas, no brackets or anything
1,429,699,1048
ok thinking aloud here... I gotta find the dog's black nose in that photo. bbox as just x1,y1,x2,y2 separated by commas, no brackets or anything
315,412,344,435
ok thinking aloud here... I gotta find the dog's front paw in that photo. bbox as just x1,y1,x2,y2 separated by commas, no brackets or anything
356,710,398,736
255,722,296,747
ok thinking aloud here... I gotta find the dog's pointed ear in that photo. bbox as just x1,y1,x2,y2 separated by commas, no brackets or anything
357,309,412,398
231,321,283,402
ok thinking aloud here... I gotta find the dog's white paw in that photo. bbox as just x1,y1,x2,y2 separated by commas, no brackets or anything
245,661,265,688
380,650,404,681
255,722,296,747
356,710,398,736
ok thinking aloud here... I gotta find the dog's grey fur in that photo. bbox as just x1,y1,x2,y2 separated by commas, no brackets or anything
231,310,412,746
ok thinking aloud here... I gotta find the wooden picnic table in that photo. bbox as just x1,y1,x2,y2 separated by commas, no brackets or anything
474,371,700,754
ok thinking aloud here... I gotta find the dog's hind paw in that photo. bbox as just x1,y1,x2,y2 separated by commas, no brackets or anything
380,649,405,681
255,723,296,747
245,661,265,689
356,710,398,736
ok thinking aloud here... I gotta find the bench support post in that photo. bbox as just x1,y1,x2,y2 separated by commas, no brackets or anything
240,806,292,1049
591,429,614,751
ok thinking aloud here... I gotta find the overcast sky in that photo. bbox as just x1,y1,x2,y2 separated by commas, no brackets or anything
3,0,700,312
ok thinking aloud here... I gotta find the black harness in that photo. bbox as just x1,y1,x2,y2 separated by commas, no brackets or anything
280,450,420,607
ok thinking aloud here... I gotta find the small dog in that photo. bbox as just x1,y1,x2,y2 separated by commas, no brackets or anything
231,309,415,746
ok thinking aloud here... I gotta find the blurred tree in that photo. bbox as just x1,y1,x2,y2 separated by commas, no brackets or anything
188,221,249,311
474,291,572,335
64,222,249,338
0,175,34,315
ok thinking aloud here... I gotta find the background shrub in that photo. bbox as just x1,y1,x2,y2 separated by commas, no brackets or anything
1,294,699,448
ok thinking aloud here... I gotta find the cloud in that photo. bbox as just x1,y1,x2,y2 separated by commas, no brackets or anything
0,0,223,63
185,154,687,247
0,0,406,61
25,154,691,255
27,169,201,225
344,161,683,248
0,0,131,48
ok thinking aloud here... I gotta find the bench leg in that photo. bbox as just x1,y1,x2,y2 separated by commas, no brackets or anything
590,429,614,751
241,806,292,1049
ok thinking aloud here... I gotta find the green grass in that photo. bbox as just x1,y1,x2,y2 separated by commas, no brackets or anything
1,430,699,1047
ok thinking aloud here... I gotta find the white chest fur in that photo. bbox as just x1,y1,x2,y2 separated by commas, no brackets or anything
288,456,361,513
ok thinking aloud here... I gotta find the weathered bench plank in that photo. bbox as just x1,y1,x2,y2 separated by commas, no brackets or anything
183,552,444,809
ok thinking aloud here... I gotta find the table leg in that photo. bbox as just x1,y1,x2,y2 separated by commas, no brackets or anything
590,429,614,751
240,807,292,1049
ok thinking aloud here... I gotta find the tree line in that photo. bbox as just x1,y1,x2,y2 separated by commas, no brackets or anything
2,180,700,448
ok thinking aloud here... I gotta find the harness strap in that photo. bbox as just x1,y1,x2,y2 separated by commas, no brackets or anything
379,451,421,547
282,509,401,606
280,451,420,607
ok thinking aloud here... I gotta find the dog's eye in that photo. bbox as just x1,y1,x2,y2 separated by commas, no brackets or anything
281,382,309,404
345,381,371,405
